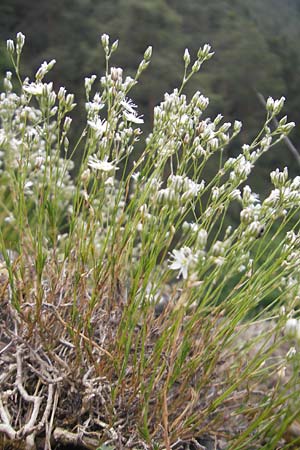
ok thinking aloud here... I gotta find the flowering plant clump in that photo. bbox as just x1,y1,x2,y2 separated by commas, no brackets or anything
1,32,300,450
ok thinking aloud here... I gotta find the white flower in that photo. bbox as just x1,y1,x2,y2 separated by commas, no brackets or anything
23,82,44,95
87,118,107,137
87,155,118,173
121,98,138,115
121,98,144,124
169,246,197,279
123,111,144,124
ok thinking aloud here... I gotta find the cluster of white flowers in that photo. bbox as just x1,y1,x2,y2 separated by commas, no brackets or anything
148,89,242,164
263,168,300,216
85,66,143,165
0,69,75,215
156,174,205,207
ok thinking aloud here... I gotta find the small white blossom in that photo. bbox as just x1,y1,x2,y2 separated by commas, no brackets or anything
88,155,118,173
122,99,144,124
123,111,144,124
169,246,197,279
87,118,107,137
23,82,44,96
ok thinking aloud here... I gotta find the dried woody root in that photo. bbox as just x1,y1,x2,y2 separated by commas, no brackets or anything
0,309,118,450
0,254,134,450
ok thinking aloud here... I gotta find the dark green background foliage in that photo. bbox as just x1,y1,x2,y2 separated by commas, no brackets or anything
1,0,300,194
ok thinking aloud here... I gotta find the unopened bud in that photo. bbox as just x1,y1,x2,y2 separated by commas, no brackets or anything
111,39,119,53
192,60,201,73
273,96,285,115
233,120,242,133
183,48,191,66
280,122,295,134
63,116,72,133
144,46,152,60
16,32,25,55
197,43,214,60
266,97,275,113
7,39,15,54
110,67,123,82
58,87,66,101
101,34,110,53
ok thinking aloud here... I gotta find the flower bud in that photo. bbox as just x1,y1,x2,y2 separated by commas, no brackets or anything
233,120,242,133
110,67,123,82
279,115,287,126
144,46,152,61
58,87,66,101
197,43,213,60
280,122,295,134
197,229,208,249
16,32,25,55
101,34,110,53
111,39,119,53
192,60,201,73
266,97,275,113
183,48,191,66
219,122,231,133
273,96,285,115
270,167,288,188
137,60,150,75
7,39,15,54
63,116,72,132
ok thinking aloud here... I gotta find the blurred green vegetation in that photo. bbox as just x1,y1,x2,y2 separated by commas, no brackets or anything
1,0,300,196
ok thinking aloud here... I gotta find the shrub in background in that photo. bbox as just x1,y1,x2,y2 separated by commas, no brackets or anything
0,33,300,450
